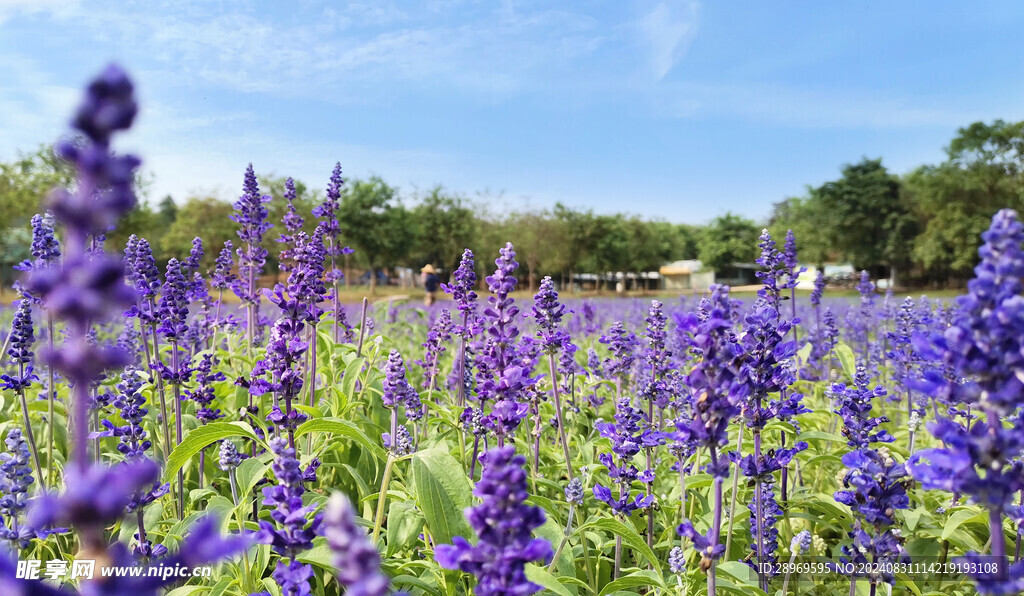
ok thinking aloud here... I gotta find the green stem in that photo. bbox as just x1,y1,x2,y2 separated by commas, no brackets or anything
548,353,574,480
46,313,55,488
547,504,575,572
371,454,396,544
17,386,45,491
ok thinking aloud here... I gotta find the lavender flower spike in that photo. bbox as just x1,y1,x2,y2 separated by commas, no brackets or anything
908,209,1024,593
323,492,390,596
437,446,552,596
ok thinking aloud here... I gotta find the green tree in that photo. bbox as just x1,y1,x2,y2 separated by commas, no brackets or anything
810,158,916,285
108,201,164,258
338,177,414,294
549,204,597,292
162,197,236,266
157,195,178,228
697,212,759,273
767,196,831,265
410,187,478,277
0,146,76,228
907,120,1024,283
591,215,632,292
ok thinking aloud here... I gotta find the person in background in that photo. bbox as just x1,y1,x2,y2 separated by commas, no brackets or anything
422,264,440,306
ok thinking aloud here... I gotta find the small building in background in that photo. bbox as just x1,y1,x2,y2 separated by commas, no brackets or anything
711,263,760,287
660,260,715,291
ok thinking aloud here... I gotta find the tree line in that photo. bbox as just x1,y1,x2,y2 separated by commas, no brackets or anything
2,118,1023,290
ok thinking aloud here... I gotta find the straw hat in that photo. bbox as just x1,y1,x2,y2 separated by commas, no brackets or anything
421,264,436,274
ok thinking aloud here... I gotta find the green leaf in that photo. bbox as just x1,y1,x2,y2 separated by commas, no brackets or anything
166,586,209,596
585,517,662,574
164,422,259,482
902,507,924,532
534,516,574,579
796,341,812,363
341,357,366,401
410,447,473,546
392,574,442,595
717,560,759,587
294,417,385,461
386,500,425,557
834,343,856,380
296,544,335,571
235,455,272,500
597,570,665,596
525,564,574,596
796,430,846,445
942,508,981,541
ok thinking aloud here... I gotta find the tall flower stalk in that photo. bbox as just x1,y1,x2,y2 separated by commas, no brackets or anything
436,446,552,595
256,437,323,596
231,163,272,411
372,349,418,543
153,257,193,519
312,163,352,344
16,212,61,487
530,276,573,480
909,209,1024,593
1,299,44,489
472,243,533,466
677,285,746,595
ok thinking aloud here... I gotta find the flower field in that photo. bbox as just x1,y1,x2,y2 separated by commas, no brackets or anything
4,65,1024,596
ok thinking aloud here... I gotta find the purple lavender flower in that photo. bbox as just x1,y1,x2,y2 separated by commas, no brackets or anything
322,492,390,596
254,305,309,443
256,437,323,596
834,447,911,587
908,209,1024,593
443,248,478,335
831,366,893,449
436,446,552,596
810,269,825,307
474,243,533,446
565,477,584,505
156,258,189,342
599,321,639,389
278,177,305,270
445,248,478,414
10,62,251,594
669,545,685,574
219,440,242,472
231,163,272,301
1,300,38,393
23,66,141,487
380,349,418,452
99,367,152,460
677,285,746,585
184,237,203,275
48,65,140,237
186,353,226,424
210,240,237,292
0,429,37,549
16,213,61,274
530,276,568,353
845,271,875,365
416,308,453,390
313,163,344,261
592,397,659,517
781,229,803,287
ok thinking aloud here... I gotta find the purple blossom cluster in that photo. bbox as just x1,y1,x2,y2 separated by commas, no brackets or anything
437,446,552,596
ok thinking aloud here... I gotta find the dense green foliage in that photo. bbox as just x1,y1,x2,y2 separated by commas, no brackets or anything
4,119,1024,287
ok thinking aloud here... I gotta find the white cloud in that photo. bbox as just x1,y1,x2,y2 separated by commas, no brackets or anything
652,80,1007,129
22,1,608,101
638,1,700,80
0,0,77,24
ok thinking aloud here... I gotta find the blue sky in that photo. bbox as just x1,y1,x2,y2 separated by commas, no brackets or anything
1,1,1022,224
